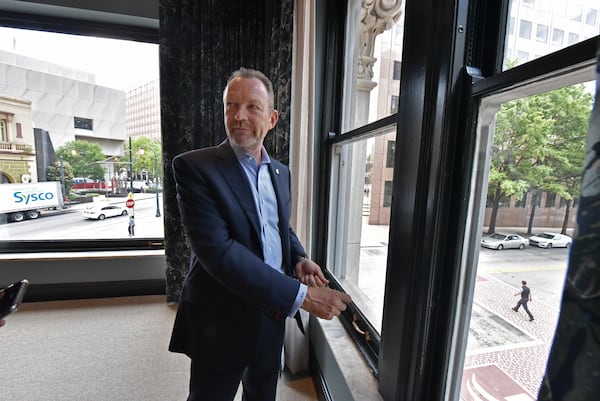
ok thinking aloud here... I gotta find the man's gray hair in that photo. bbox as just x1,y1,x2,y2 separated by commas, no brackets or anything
224,68,275,110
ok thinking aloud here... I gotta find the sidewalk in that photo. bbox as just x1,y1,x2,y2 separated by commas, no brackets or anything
460,273,559,400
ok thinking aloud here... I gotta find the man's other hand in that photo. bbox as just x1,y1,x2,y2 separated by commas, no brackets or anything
301,287,352,320
295,258,329,288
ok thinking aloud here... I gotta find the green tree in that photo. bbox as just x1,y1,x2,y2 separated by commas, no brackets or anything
522,85,590,234
127,137,162,182
47,160,74,195
487,84,592,234
487,98,535,234
57,141,106,181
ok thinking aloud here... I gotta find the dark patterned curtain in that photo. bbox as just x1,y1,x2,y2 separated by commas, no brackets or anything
159,0,294,302
538,41,600,401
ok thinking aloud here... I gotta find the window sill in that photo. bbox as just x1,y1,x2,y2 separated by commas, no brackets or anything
0,249,164,261
311,315,382,401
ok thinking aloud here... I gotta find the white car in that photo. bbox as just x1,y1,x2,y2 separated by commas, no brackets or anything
528,232,572,249
480,233,529,250
82,204,129,220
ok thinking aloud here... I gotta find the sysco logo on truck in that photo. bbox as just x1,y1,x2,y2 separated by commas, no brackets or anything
13,191,55,205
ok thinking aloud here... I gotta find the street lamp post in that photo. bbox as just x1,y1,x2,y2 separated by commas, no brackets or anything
153,154,161,217
59,156,66,202
139,148,161,217
129,137,134,194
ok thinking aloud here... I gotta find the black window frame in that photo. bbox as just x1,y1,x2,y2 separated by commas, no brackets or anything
314,0,598,400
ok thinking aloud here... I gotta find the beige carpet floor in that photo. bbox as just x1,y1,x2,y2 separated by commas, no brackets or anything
0,295,318,401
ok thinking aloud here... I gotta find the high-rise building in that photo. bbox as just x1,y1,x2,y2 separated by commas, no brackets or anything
126,79,161,142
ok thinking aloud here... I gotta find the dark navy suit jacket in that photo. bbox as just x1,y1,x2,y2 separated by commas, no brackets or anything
168,140,307,369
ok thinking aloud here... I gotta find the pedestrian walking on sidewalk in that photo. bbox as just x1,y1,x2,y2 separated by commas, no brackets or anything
513,280,534,321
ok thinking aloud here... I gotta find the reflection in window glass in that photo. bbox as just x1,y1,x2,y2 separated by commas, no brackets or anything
0,27,163,241
460,82,593,400
504,0,600,70
328,130,395,333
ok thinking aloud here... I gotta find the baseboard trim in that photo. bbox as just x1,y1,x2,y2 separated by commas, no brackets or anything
23,279,166,302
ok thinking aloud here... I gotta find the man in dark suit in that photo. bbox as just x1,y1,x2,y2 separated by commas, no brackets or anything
169,68,352,401
513,280,534,321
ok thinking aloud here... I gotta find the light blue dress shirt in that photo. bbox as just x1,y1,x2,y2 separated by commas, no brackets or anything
231,144,307,318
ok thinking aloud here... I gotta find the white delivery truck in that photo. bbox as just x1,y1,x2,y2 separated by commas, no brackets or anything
0,182,64,223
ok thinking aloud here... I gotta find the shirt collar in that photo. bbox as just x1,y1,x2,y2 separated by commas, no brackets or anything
230,142,271,165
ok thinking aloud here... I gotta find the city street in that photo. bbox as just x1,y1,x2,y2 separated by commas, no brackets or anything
1,193,164,241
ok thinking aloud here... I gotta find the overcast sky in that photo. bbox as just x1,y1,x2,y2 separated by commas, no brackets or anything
0,27,159,91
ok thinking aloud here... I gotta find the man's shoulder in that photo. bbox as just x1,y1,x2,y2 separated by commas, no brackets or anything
174,142,231,163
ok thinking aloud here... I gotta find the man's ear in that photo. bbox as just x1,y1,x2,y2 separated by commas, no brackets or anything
270,109,279,129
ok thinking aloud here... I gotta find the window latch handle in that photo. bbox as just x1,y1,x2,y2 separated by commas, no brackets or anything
352,313,371,341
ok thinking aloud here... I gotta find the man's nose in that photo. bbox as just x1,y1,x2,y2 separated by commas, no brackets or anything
234,107,248,121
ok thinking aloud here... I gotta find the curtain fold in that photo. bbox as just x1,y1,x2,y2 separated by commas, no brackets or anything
159,0,294,303
538,41,600,401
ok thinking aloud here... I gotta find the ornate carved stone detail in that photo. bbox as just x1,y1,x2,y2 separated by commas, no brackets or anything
358,0,403,86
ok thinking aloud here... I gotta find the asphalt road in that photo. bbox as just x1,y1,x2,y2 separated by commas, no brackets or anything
478,246,569,308
1,194,164,241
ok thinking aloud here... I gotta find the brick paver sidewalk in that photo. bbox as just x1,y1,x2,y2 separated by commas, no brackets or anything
461,274,560,400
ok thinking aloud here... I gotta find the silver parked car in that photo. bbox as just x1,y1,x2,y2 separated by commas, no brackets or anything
528,232,572,249
480,233,529,250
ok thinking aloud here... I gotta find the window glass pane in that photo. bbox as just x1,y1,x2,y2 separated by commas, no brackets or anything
327,0,406,333
460,82,594,400
504,0,600,70
0,27,163,240
341,0,404,132
585,8,598,25
519,20,532,39
551,28,564,45
536,24,549,42
328,129,395,333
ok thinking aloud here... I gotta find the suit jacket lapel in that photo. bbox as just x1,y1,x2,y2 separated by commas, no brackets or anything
214,142,261,239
